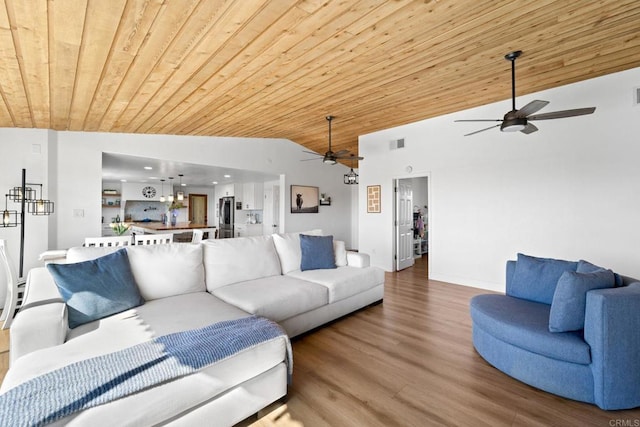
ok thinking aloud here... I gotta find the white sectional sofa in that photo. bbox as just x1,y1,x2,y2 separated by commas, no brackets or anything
1,232,384,426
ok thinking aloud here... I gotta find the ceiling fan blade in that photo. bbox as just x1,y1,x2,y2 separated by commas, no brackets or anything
520,123,538,134
455,119,502,122
302,150,322,156
464,124,501,136
515,100,549,117
333,149,350,157
300,157,322,161
528,107,595,121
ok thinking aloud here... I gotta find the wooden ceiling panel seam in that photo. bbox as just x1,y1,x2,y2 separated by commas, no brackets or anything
48,0,88,130
107,0,240,132
3,0,43,128
67,0,127,130
81,0,165,131
0,1,24,126
99,0,204,131
94,0,172,131
125,0,278,133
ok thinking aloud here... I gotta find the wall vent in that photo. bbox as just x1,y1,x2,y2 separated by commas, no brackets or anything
635,87,640,106
390,138,405,150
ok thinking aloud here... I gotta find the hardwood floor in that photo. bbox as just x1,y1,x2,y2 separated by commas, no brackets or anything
249,256,640,427
1,257,639,426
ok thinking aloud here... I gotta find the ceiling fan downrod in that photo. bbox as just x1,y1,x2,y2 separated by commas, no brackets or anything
505,50,522,112
326,115,334,151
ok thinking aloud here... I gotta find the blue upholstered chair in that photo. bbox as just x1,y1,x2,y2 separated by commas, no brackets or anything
470,254,640,410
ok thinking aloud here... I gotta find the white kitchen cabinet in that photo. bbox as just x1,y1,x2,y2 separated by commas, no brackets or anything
242,182,264,210
233,223,262,237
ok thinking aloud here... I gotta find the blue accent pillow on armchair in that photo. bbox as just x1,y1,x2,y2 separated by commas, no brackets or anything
509,253,578,304
47,249,145,328
300,234,337,271
549,269,615,332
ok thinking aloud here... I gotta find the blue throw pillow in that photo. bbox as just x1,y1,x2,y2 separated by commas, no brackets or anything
47,249,145,328
576,259,623,287
509,253,578,304
549,269,615,332
300,234,336,271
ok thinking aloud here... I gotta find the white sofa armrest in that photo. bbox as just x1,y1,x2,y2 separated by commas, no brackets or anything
38,249,69,264
346,251,370,268
10,267,67,365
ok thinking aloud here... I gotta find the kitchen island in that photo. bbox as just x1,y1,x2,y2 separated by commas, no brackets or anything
130,222,216,238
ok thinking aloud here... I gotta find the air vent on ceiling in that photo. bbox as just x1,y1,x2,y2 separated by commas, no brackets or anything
390,138,405,150
635,87,640,106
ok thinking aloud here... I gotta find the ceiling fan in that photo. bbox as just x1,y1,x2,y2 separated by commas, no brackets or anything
455,50,596,136
302,116,363,164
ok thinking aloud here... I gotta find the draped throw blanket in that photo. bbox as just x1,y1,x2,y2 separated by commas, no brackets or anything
0,316,292,427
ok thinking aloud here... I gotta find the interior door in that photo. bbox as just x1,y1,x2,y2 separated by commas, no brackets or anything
395,179,415,271
189,194,207,225
271,185,280,234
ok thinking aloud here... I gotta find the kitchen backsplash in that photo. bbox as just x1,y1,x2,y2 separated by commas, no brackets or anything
124,201,168,221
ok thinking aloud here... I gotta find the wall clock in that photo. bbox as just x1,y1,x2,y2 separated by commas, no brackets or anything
142,186,156,198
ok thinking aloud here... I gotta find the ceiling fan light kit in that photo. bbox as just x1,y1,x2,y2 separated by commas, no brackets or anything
302,116,363,165
455,50,596,136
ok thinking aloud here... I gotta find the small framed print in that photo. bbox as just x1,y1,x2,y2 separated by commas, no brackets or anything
291,185,319,213
367,185,381,213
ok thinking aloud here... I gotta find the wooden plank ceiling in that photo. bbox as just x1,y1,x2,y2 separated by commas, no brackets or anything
1,0,640,163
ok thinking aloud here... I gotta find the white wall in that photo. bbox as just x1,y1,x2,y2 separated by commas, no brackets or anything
0,129,51,294
0,131,355,269
359,66,640,292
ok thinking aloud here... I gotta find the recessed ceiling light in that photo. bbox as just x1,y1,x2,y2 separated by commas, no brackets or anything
120,179,127,182
144,166,153,170
212,181,218,185
181,183,186,187
223,174,231,178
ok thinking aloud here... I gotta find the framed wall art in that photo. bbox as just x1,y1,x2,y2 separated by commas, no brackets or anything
367,185,381,213
291,185,319,213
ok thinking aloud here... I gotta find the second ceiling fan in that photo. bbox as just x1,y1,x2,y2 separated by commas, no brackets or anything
455,50,596,136
302,116,363,164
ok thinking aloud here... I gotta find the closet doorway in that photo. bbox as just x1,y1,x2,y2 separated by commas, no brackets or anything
394,176,429,272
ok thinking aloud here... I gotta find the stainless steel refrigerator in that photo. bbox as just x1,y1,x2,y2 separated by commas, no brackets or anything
218,196,234,238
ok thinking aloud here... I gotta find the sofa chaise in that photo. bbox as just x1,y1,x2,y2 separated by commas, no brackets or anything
1,231,384,426
470,253,640,410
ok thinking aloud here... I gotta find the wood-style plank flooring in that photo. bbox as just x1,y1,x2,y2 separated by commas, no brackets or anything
1,257,639,426
248,256,640,427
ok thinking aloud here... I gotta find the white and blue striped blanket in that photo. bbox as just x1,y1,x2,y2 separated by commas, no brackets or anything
0,316,292,427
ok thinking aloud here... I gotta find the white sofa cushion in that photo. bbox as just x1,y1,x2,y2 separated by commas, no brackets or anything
126,244,205,301
287,266,384,304
203,236,282,291
66,244,206,302
212,275,328,322
272,229,323,274
334,240,348,267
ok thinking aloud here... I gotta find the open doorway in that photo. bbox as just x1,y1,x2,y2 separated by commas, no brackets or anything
394,176,429,272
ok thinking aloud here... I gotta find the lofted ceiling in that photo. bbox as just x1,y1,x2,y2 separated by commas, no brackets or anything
1,0,640,164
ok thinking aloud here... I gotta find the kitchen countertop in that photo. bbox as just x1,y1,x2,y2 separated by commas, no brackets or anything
130,222,216,232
